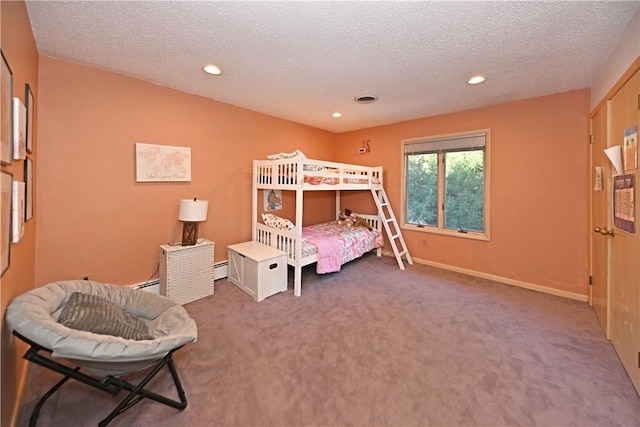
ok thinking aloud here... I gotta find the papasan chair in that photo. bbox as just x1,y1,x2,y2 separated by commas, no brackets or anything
5,279,198,427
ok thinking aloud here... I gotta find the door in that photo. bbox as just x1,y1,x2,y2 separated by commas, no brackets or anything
609,69,640,395
590,104,611,337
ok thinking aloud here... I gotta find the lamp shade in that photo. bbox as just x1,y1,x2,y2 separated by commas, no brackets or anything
178,199,209,222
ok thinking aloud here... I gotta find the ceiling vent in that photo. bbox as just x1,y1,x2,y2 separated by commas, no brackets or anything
354,95,378,104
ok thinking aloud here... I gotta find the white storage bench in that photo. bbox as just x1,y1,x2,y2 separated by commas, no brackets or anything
227,241,287,302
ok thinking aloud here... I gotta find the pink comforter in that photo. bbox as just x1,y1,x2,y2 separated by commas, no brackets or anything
302,222,384,274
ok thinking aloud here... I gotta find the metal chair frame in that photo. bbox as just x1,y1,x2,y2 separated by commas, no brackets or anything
14,331,188,427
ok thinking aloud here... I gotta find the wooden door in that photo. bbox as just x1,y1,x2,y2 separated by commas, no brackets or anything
590,104,610,337
609,69,640,395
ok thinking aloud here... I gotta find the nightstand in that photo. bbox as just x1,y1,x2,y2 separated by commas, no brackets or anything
159,238,214,305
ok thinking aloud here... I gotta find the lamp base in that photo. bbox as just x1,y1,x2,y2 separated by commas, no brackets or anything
181,222,199,246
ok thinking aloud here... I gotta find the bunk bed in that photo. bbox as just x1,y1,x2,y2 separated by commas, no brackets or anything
252,152,387,297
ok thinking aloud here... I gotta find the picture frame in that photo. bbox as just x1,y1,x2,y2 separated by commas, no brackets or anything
13,97,26,160
135,143,191,182
24,156,33,221
12,181,25,243
1,50,13,165
1,170,12,276
25,84,34,154
264,189,282,211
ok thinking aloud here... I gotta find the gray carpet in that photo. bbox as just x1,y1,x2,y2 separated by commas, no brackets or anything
17,254,640,426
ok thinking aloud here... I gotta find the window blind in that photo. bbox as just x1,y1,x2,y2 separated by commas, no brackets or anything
404,134,485,154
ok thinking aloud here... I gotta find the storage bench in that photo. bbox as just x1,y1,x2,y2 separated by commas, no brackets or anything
227,241,287,302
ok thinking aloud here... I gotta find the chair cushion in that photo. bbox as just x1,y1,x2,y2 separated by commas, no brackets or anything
59,292,154,340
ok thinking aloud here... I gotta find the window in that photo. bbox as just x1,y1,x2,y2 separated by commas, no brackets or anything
402,130,490,240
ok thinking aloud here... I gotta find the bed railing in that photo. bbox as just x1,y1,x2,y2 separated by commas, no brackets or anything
255,223,300,261
254,158,383,188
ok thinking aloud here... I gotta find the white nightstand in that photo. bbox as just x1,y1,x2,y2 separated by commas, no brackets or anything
159,238,214,305
227,241,287,302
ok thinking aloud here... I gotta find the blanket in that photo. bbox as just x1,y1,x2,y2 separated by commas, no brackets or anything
303,227,343,274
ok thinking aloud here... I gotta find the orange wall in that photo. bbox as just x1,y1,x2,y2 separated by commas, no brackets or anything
35,57,337,286
336,90,590,297
0,2,39,425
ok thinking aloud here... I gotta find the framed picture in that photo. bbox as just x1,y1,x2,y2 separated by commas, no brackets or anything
12,181,24,243
25,84,34,153
24,157,33,221
135,143,191,182
1,170,12,276
264,189,282,211
1,50,12,165
13,97,26,160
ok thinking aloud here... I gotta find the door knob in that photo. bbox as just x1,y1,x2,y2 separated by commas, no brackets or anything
594,226,614,236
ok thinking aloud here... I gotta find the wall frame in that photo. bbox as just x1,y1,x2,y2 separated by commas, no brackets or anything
24,156,33,221
13,97,26,160
1,50,13,165
1,170,13,276
25,83,34,153
135,143,191,182
12,181,25,243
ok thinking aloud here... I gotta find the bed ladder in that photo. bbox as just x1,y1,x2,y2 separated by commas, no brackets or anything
371,187,413,270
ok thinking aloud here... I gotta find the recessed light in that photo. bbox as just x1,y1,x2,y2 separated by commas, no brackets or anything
468,75,486,85
203,65,222,75
332,112,342,118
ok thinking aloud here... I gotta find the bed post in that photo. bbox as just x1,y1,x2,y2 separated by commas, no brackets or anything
335,190,341,219
294,186,304,296
252,160,258,241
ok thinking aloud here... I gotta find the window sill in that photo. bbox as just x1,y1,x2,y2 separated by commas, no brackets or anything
401,224,490,241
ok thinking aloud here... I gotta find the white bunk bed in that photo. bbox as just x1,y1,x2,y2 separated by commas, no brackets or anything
252,155,385,297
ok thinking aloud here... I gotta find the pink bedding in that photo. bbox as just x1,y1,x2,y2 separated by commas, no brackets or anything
302,221,384,274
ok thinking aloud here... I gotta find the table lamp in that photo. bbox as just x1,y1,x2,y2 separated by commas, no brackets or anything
178,198,209,245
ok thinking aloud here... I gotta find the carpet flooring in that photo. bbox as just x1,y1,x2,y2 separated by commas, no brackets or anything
17,254,640,426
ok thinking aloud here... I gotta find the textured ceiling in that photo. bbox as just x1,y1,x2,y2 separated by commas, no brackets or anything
25,1,639,133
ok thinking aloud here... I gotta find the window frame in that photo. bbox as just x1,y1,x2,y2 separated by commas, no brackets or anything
401,129,491,241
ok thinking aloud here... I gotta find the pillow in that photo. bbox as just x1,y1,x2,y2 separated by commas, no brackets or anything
262,213,295,230
267,149,306,160
59,292,154,341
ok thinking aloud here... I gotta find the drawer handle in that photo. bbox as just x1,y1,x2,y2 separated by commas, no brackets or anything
269,263,278,270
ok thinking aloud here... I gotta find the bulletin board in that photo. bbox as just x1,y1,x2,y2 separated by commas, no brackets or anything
613,173,635,234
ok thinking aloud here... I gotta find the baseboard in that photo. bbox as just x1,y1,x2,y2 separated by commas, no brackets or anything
381,251,588,302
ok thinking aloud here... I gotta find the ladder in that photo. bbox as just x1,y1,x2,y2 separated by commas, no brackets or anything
371,187,413,270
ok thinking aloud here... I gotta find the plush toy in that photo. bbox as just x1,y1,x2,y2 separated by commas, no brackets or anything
337,209,372,231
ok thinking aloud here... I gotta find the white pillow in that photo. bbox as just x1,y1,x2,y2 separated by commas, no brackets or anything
262,213,295,230
267,149,306,160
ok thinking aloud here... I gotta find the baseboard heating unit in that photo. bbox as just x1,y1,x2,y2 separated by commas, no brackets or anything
132,279,161,294
214,261,229,280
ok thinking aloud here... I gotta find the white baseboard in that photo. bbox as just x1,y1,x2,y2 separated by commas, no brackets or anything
381,251,588,302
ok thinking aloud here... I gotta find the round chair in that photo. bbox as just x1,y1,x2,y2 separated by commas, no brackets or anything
6,279,198,426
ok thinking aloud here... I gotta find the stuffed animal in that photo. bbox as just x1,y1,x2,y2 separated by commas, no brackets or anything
337,209,372,231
